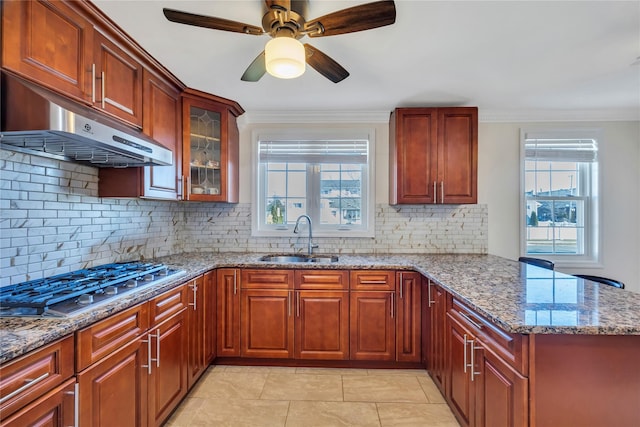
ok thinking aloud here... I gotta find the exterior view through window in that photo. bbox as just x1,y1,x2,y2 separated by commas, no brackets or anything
521,129,600,265
254,131,374,237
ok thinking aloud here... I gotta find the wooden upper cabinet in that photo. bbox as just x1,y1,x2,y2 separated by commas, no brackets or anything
389,107,478,204
98,68,182,199
1,0,93,103
181,89,244,203
93,30,143,127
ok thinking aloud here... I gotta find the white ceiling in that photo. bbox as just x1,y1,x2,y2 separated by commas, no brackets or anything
93,0,640,121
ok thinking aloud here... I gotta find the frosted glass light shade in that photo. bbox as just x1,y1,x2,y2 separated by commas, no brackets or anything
265,37,306,79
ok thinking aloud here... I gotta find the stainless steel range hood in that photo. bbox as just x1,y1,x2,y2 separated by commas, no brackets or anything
0,73,173,168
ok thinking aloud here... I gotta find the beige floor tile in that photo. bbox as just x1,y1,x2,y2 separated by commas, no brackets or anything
260,373,344,401
418,376,447,403
183,398,290,427
343,375,429,403
377,402,460,427
163,397,204,427
189,369,269,399
286,401,381,427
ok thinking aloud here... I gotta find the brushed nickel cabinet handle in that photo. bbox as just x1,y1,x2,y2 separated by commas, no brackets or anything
458,311,483,330
91,64,96,103
101,71,106,109
433,181,437,204
441,181,444,204
0,372,49,404
141,333,152,374
463,334,469,373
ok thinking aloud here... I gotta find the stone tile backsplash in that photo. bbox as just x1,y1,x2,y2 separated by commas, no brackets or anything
1,150,487,285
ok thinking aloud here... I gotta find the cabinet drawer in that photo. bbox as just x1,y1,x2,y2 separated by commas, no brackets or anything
76,302,149,371
150,284,188,325
241,269,294,289
350,270,395,291
295,270,349,290
0,335,74,420
449,297,528,375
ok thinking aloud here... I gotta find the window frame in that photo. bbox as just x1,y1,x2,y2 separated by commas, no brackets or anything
251,127,376,238
519,128,602,268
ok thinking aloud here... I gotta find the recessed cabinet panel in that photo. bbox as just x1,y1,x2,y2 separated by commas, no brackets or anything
1,0,93,102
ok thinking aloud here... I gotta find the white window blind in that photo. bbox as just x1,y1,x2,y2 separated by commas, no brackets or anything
524,131,598,162
259,140,369,164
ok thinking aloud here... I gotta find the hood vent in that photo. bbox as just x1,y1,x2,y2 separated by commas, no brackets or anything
0,73,173,168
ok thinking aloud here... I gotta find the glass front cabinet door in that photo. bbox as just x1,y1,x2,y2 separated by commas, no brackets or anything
181,89,243,202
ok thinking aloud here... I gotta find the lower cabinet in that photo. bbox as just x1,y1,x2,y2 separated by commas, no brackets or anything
350,290,395,361
0,378,77,427
216,268,241,357
77,335,148,427
295,270,350,360
423,278,447,394
147,285,189,427
187,273,215,388
295,290,349,360
396,271,422,362
75,283,190,427
445,297,528,427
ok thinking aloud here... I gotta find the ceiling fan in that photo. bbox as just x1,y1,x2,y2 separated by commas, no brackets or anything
163,0,396,83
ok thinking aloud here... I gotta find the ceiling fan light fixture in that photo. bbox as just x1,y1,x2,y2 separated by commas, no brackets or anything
265,37,306,79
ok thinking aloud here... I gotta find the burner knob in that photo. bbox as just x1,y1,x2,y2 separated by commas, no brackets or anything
158,268,169,277
143,274,154,282
126,279,138,288
105,286,118,295
77,294,94,305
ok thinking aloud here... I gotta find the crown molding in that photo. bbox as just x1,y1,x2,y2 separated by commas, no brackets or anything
237,108,640,129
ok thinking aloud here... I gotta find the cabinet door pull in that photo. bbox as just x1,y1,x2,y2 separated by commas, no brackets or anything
441,181,444,204
189,282,197,310
155,328,161,368
360,280,387,285
141,333,153,374
458,311,483,330
399,273,404,299
390,292,395,318
233,270,237,295
470,340,481,382
101,71,106,109
0,372,49,404
433,181,437,204
177,177,183,200
427,280,435,307
463,334,469,373
91,64,96,103
63,382,79,427
186,176,191,201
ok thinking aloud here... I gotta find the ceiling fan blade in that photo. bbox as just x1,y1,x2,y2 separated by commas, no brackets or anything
305,0,396,37
304,44,349,83
163,8,263,35
265,0,291,11
241,52,267,82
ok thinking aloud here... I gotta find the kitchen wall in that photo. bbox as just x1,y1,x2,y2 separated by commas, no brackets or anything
0,143,487,285
2,118,637,291
477,120,640,292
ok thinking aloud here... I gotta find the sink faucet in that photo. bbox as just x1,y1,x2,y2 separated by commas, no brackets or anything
293,214,319,255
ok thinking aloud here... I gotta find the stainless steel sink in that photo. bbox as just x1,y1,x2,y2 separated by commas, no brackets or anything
259,254,339,263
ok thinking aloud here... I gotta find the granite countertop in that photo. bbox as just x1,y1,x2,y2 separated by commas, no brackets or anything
2,252,639,364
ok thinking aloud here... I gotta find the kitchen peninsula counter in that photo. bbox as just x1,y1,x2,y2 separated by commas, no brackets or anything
2,252,640,364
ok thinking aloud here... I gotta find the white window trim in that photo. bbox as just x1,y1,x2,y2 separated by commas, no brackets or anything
519,128,603,268
251,127,376,238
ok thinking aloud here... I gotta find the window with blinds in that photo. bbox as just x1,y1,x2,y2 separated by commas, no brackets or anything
521,129,600,265
253,129,375,238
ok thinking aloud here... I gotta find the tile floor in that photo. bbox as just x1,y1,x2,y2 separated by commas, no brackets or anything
165,365,460,426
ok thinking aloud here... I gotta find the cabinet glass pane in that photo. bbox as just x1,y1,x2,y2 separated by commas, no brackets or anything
189,106,221,195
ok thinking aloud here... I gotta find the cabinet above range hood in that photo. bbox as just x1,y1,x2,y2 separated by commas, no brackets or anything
0,73,172,168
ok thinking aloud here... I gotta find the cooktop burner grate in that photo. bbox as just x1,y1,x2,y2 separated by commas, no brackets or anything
0,262,181,316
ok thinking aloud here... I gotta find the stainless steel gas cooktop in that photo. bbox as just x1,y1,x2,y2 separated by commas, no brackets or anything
0,262,185,317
